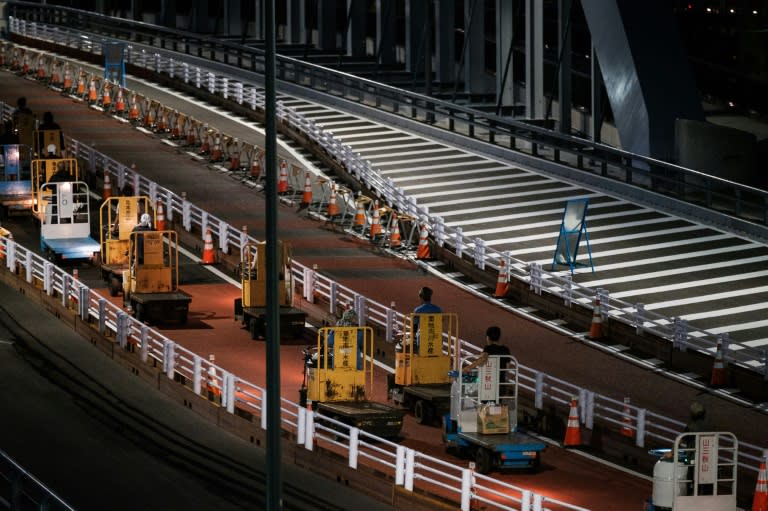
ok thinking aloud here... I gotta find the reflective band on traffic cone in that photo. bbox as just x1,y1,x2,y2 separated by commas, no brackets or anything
563,396,582,447
277,160,289,194
620,396,634,438
495,260,509,298
62,68,73,91
416,224,431,260
327,184,340,217
389,213,402,248
354,201,365,230
369,201,382,239
101,84,111,108
102,172,112,200
201,228,216,264
588,297,604,340
710,339,727,387
128,94,139,122
155,201,166,231
753,451,768,511
143,105,155,129
250,151,262,178
88,79,98,103
301,172,312,206
114,88,125,115
76,75,85,96
156,110,168,133
171,115,182,139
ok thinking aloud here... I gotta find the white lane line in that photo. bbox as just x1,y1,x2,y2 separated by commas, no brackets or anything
394,165,517,182
343,135,420,146
358,141,440,152
580,255,768,287
377,160,514,175
365,147,460,159
433,193,605,218
619,285,768,311
445,200,637,227
424,185,583,209
335,130,402,140
680,302,768,321
489,224,706,249
608,269,768,299
409,178,558,199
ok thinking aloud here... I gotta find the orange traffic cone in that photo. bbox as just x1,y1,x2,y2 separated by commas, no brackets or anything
88,79,98,103
353,200,366,230
76,75,86,96
588,297,604,339
563,396,582,447
50,65,61,86
128,94,139,122
186,124,197,147
198,131,211,155
369,201,382,239
201,228,215,264
416,224,431,260
155,110,168,133
143,104,155,129
62,68,73,92
155,201,166,231
620,397,634,439
101,83,112,108
250,150,262,178
753,451,768,511
102,172,112,200
326,184,340,218
300,172,312,207
389,213,402,248
171,115,183,140
495,260,509,298
710,339,727,387
114,88,125,115
229,148,240,172
277,160,289,194
210,135,223,162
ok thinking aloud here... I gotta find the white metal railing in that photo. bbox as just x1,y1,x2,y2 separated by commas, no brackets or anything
7,18,767,380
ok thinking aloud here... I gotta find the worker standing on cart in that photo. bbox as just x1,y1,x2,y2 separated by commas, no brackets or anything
408,286,442,352
132,213,153,264
462,326,511,388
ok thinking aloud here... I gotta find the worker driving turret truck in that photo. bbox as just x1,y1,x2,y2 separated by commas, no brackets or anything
234,241,307,340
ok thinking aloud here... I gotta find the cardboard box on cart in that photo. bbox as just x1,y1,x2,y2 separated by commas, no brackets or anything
477,403,510,434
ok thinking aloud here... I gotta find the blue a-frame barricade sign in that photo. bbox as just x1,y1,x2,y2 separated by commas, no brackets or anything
551,198,594,274
103,42,126,87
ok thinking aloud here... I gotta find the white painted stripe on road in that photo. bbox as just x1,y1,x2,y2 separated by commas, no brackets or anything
621,285,768,311
394,165,516,183
373,153,482,167
445,199,635,227
580,256,768,287
609,269,768,299
424,185,583,209
434,193,604,218
343,134,419,146
409,178,557,199
679,302,768,321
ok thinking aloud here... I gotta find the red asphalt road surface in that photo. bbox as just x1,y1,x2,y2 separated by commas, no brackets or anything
2,69,763,509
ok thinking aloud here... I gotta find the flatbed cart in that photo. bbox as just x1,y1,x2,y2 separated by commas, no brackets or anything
99,196,154,296
443,355,546,474
234,241,307,340
0,144,33,217
124,229,191,324
387,312,459,425
302,326,404,438
39,180,99,263
31,157,80,221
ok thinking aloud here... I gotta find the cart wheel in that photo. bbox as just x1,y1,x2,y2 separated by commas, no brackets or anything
475,448,493,475
248,318,259,339
109,276,121,297
414,400,432,425
179,310,188,324
135,303,145,323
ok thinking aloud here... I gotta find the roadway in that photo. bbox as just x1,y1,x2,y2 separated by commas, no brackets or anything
0,62,765,508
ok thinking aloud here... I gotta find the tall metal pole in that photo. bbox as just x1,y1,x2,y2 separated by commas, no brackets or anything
264,0,282,509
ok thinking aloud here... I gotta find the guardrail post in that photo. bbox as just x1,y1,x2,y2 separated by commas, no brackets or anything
24,252,32,283
532,493,543,511
116,165,125,191
140,324,149,362
534,371,544,409
454,227,463,258
163,340,175,378
521,490,531,511
61,274,70,308
195,66,202,88
634,303,645,335
763,350,768,381
201,211,208,238
149,181,157,204
217,222,228,253
43,261,53,295
584,390,594,429
348,427,359,469
673,317,688,352
6,241,15,272
207,71,215,93
473,237,485,270
168,57,175,78
182,62,189,83
597,288,609,320
529,263,542,295
235,82,243,104
297,407,306,445
303,266,315,302
116,312,128,349
98,299,106,335
221,77,229,99
222,372,235,413
79,286,89,320
460,467,473,511
718,333,730,362
304,409,314,450
636,408,646,448
563,272,572,307
404,448,415,491
182,192,191,231
154,52,161,73
354,294,365,325
395,445,405,486
434,216,445,247
193,355,202,395
329,282,338,316
133,171,140,197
